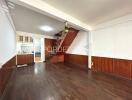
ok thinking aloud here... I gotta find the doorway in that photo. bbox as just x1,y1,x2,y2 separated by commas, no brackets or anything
34,37,44,62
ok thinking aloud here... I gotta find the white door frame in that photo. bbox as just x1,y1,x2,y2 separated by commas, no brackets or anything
33,37,44,62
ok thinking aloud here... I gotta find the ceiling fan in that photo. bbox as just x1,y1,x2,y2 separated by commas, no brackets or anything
55,21,69,37
63,21,76,33
63,21,69,33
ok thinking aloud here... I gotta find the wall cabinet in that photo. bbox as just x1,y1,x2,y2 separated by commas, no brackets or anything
17,35,33,43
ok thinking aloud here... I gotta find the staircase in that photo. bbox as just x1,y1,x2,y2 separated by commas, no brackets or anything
49,28,79,63
57,28,79,54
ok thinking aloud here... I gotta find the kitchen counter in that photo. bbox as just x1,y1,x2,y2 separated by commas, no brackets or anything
17,53,34,55
17,54,34,65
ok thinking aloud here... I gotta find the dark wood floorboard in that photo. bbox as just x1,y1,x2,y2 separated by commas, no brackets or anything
2,62,132,100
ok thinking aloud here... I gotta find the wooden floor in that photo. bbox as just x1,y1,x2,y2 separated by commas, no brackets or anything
2,62,132,100
35,57,41,62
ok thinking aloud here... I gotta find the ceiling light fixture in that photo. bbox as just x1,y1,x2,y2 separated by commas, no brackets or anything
40,26,53,32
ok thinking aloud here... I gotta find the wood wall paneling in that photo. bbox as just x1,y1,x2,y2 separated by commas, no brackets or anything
114,59,132,79
64,53,88,70
49,55,64,63
92,56,114,73
45,38,56,60
92,56,132,79
0,56,16,96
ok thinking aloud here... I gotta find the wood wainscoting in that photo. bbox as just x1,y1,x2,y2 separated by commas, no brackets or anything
64,53,88,70
0,56,16,96
49,55,64,63
92,56,132,79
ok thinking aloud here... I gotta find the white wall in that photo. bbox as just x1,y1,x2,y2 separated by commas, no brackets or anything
66,30,89,56
0,2,16,67
92,14,132,60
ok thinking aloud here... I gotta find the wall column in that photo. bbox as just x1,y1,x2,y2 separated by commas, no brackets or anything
88,31,92,69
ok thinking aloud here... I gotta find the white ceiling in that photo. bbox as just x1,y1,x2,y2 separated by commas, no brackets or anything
43,0,132,26
10,4,65,36
8,0,132,31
